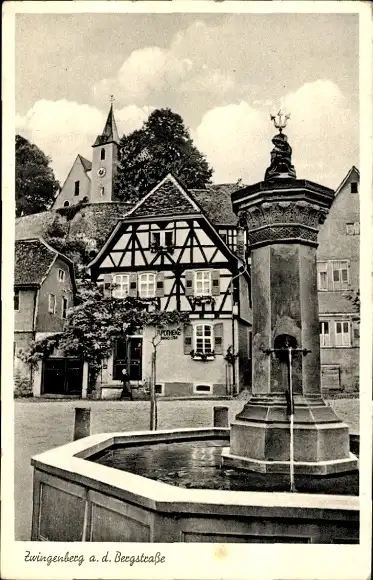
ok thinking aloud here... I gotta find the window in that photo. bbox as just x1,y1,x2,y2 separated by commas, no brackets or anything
151,232,161,246
194,384,213,394
62,297,68,319
317,262,328,291
100,187,105,196
112,274,129,298
150,230,174,248
219,231,228,244
74,181,80,196
331,261,349,290
194,324,213,354
335,321,351,347
346,222,360,235
155,383,165,395
319,321,330,347
48,294,56,314
100,148,105,161
165,231,174,247
194,271,211,296
58,269,65,282
138,273,156,298
350,182,358,194
63,201,70,207
14,289,19,311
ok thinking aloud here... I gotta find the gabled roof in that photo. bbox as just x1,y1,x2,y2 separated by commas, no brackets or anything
190,184,242,226
335,166,360,197
93,104,119,147
87,174,247,274
14,238,76,291
124,174,203,219
78,154,92,173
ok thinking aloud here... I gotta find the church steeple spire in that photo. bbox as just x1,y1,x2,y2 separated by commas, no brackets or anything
93,99,119,147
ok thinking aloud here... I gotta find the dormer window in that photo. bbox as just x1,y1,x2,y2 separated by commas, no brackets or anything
100,148,105,161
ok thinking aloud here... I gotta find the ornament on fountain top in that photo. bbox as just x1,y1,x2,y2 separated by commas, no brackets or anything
264,110,296,181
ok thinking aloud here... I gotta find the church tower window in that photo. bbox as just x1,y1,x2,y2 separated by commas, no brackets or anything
63,201,70,207
74,181,80,196
101,148,106,161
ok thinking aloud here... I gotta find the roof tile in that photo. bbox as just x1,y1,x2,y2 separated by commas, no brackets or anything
14,239,57,286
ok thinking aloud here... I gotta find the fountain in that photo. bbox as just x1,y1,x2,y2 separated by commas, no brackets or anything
30,113,359,544
222,111,358,475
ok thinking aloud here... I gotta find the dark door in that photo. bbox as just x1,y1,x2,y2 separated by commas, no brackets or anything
113,338,142,381
128,338,142,381
42,358,83,395
42,359,65,395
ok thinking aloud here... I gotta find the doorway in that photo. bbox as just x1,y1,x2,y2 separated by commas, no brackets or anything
42,358,83,396
113,337,143,381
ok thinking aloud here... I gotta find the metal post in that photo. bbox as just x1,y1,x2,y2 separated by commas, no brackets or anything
150,351,156,431
73,407,91,441
154,343,158,431
287,347,296,493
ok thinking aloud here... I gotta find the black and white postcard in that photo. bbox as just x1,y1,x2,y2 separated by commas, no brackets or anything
2,1,372,579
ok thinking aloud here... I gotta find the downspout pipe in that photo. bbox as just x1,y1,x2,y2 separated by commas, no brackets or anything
229,247,248,396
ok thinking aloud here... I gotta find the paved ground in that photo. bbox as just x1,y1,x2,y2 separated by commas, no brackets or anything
14,398,360,541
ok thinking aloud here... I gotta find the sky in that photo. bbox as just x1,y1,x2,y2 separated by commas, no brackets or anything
15,12,359,189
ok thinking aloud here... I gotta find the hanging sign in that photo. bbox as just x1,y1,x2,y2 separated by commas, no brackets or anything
160,327,182,340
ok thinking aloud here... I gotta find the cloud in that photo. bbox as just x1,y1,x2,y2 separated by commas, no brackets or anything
93,23,235,107
16,100,151,182
94,46,194,105
195,80,358,188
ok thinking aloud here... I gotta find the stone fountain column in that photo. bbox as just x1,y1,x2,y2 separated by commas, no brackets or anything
221,117,358,475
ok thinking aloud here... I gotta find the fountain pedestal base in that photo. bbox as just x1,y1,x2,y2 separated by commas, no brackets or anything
221,395,358,475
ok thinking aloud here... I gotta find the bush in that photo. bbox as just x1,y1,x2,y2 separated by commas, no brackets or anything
14,369,33,398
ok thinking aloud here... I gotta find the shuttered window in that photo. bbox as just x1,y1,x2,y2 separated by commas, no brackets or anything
194,324,213,354
194,271,211,296
112,274,129,298
335,321,351,347
331,261,349,291
139,273,156,298
319,321,330,347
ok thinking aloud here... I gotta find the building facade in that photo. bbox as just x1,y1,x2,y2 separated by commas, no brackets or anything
317,166,360,393
88,174,252,398
14,238,80,396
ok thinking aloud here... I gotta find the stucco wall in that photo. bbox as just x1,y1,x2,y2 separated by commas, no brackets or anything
14,289,36,332
54,158,91,210
36,257,74,333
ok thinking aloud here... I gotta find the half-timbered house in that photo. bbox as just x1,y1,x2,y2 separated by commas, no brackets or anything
88,174,252,398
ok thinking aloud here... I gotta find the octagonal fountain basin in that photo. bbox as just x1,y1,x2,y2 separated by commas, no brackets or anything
31,428,359,544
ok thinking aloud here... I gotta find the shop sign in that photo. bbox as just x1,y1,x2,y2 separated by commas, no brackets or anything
160,327,182,340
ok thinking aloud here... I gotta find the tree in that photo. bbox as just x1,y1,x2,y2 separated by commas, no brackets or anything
114,108,213,201
15,134,60,217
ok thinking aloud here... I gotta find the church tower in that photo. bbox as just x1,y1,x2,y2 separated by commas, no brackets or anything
90,102,120,203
